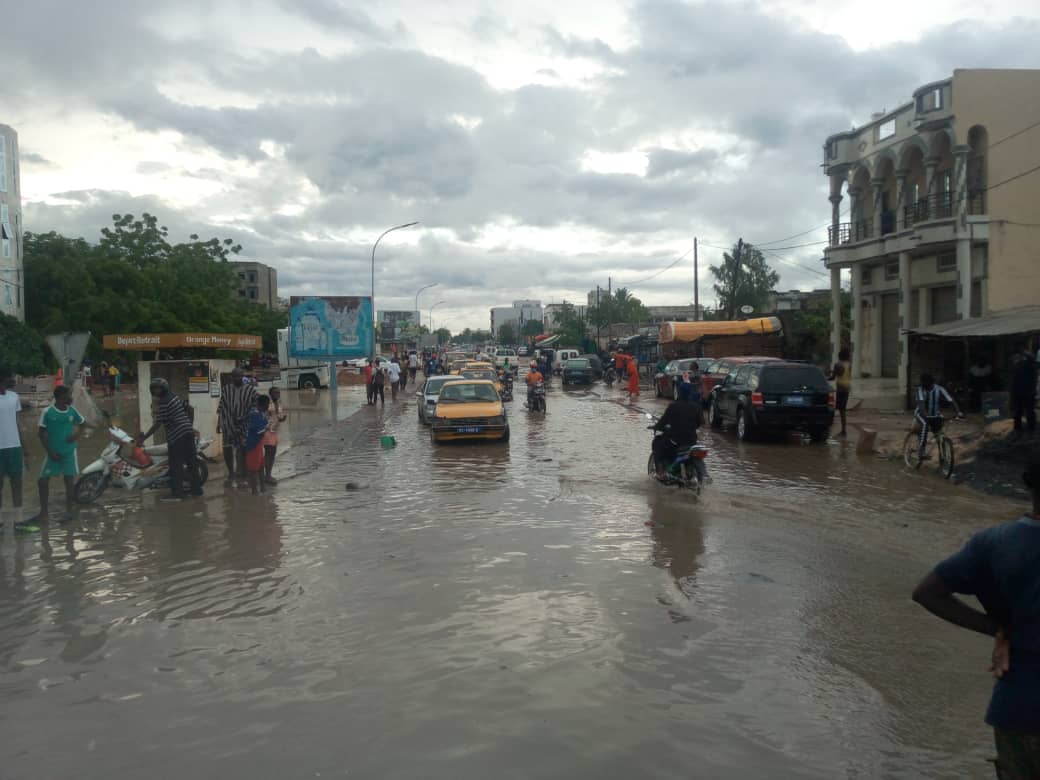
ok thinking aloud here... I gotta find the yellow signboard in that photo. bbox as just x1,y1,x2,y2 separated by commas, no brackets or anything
103,333,262,351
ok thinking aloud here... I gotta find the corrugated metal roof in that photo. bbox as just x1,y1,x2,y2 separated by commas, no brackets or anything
911,305,1040,338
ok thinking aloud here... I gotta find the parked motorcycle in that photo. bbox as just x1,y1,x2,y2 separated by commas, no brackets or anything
646,413,708,493
74,426,212,504
526,381,547,414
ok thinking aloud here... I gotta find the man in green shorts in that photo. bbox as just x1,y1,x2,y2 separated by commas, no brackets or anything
31,385,84,523
0,366,26,516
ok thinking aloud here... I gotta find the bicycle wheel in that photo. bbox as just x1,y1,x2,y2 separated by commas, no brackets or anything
939,436,955,479
903,432,924,469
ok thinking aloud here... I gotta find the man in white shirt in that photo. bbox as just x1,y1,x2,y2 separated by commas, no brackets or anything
387,358,402,401
0,367,26,513
407,352,419,387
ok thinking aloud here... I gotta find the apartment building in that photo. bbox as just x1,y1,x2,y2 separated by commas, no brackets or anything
230,260,278,308
822,69,1040,389
543,302,587,331
0,124,23,322
490,299,543,338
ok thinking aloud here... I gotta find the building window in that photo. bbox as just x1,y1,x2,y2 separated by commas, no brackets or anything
917,88,943,113
937,252,956,273
885,260,899,281
248,287,258,299
238,272,246,280
861,266,873,286
247,271,257,283
1,204,9,259
0,136,6,193
238,288,246,297
877,119,896,142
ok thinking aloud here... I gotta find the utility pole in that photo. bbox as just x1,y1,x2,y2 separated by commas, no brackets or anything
607,276,612,341
731,238,744,320
693,236,699,321
596,286,602,346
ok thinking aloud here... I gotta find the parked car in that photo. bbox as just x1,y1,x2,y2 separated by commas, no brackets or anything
700,356,781,412
417,375,463,425
655,358,702,400
562,358,597,386
709,361,835,442
578,354,604,377
493,348,517,369
517,346,529,357
429,379,510,443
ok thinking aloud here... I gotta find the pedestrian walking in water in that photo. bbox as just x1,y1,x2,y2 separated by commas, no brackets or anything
244,395,269,495
217,366,257,485
363,359,375,405
1011,350,1037,435
263,386,286,486
912,456,1040,778
408,351,418,386
371,359,386,405
627,355,640,404
0,367,26,519
28,385,84,525
138,377,202,502
829,348,852,437
387,357,402,401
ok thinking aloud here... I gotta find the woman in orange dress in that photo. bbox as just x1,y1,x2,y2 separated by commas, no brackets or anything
626,357,640,404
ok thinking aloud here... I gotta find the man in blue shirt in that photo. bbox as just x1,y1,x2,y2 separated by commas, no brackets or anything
912,456,1040,778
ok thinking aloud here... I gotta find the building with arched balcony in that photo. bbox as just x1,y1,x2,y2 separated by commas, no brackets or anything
822,69,1040,397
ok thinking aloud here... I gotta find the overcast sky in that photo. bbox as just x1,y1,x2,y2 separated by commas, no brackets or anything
5,0,1040,331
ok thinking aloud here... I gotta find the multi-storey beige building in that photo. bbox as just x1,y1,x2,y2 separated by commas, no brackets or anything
0,123,23,322
230,260,278,309
823,69,1040,391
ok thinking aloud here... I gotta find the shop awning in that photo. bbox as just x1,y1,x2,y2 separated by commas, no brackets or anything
659,316,783,344
534,334,560,347
910,306,1040,338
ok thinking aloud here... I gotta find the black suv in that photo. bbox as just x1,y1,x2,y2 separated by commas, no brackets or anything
709,361,834,441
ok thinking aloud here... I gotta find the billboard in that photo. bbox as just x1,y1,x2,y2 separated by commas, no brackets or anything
289,296,373,359
380,310,420,340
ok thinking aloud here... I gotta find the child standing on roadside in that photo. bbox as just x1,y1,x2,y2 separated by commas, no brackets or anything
33,385,84,523
263,387,286,486
245,395,270,495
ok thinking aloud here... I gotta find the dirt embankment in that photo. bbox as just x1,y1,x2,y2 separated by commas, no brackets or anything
846,408,1035,500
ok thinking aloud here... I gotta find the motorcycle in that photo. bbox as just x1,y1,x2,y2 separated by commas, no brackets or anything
645,413,708,493
74,426,212,504
604,363,617,386
498,371,514,402
526,381,547,414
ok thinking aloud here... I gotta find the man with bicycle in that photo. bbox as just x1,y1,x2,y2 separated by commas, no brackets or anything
913,373,964,460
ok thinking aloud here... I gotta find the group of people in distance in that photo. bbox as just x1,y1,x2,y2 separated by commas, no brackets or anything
362,352,419,405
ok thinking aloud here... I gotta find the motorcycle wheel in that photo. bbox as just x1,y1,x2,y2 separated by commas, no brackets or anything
74,473,109,504
647,453,656,477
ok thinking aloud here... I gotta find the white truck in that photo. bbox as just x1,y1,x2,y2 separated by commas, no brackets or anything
277,328,331,390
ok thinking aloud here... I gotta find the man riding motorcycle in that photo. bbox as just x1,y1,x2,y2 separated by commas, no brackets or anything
652,383,707,483
526,360,543,404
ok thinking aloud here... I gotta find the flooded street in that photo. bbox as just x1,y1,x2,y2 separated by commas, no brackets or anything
0,379,1024,779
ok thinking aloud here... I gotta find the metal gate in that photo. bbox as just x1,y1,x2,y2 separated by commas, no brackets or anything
931,285,958,324
881,293,899,378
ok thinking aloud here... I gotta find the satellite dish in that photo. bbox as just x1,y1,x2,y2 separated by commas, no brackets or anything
739,305,754,315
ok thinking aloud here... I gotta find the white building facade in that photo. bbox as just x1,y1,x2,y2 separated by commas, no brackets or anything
490,299,543,338
0,124,22,321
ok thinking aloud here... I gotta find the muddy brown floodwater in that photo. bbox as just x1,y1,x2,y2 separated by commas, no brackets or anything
0,379,1026,779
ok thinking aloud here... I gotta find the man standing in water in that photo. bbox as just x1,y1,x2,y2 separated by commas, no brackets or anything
0,367,26,517
912,456,1040,778
829,348,852,437
217,367,256,485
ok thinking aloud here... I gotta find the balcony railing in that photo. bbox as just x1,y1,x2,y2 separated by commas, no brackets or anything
967,189,986,215
904,198,929,228
828,218,874,246
929,192,954,219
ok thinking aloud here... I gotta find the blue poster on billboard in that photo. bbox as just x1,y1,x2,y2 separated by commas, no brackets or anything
289,296,373,359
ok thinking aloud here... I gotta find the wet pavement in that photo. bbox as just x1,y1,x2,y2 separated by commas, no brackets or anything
0,377,1027,779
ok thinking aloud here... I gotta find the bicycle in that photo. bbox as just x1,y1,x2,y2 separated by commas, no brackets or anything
903,414,960,479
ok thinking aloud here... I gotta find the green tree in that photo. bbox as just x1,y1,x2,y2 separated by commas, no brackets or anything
790,291,851,363
435,328,451,345
587,287,650,329
0,313,51,375
521,319,543,337
497,322,516,344
710,240,779,320
548,303,587,346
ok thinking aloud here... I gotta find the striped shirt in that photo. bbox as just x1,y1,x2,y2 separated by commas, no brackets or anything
218,382,257,447
917,384,953,417
155,394,194,444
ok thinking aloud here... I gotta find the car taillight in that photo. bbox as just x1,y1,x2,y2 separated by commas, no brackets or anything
828,392,836,408
751,391,764,406
693,449,708,459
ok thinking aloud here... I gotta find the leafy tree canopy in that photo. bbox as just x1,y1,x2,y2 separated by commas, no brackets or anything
709,240,779,320
0,313,51,375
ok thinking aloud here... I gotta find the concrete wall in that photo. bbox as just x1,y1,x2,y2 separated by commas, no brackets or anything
230,261,278,308
953,69,1040,312
0,124,23,321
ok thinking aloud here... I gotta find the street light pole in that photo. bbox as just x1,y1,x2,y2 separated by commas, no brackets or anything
429,300,446,340
415,282,438,321
371,221,420,359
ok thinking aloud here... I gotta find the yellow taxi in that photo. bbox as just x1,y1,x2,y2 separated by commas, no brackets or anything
449,359,470,374
458,366,504,394
429,379,509,443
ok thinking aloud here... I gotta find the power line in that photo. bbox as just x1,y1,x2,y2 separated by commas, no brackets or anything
619,246,693,287
982,161,1040,195
700,241,827,280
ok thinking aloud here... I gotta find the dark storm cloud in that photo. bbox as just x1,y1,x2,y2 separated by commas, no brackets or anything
12,0,1040,318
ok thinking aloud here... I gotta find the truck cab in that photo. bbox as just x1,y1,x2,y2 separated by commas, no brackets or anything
277,328,331,390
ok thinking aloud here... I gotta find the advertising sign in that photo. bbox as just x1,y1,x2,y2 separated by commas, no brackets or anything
289,296,373,359
380,310,420,340
102,333,261,351
187,361,210,394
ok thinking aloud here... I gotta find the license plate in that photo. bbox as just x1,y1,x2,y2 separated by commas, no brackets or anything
784,395,806,406
456,426,483,433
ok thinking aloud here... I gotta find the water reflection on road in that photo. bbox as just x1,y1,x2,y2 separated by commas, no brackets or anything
0,379,1023,778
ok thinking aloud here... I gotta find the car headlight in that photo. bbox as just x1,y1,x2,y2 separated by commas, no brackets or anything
489,415,506,426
